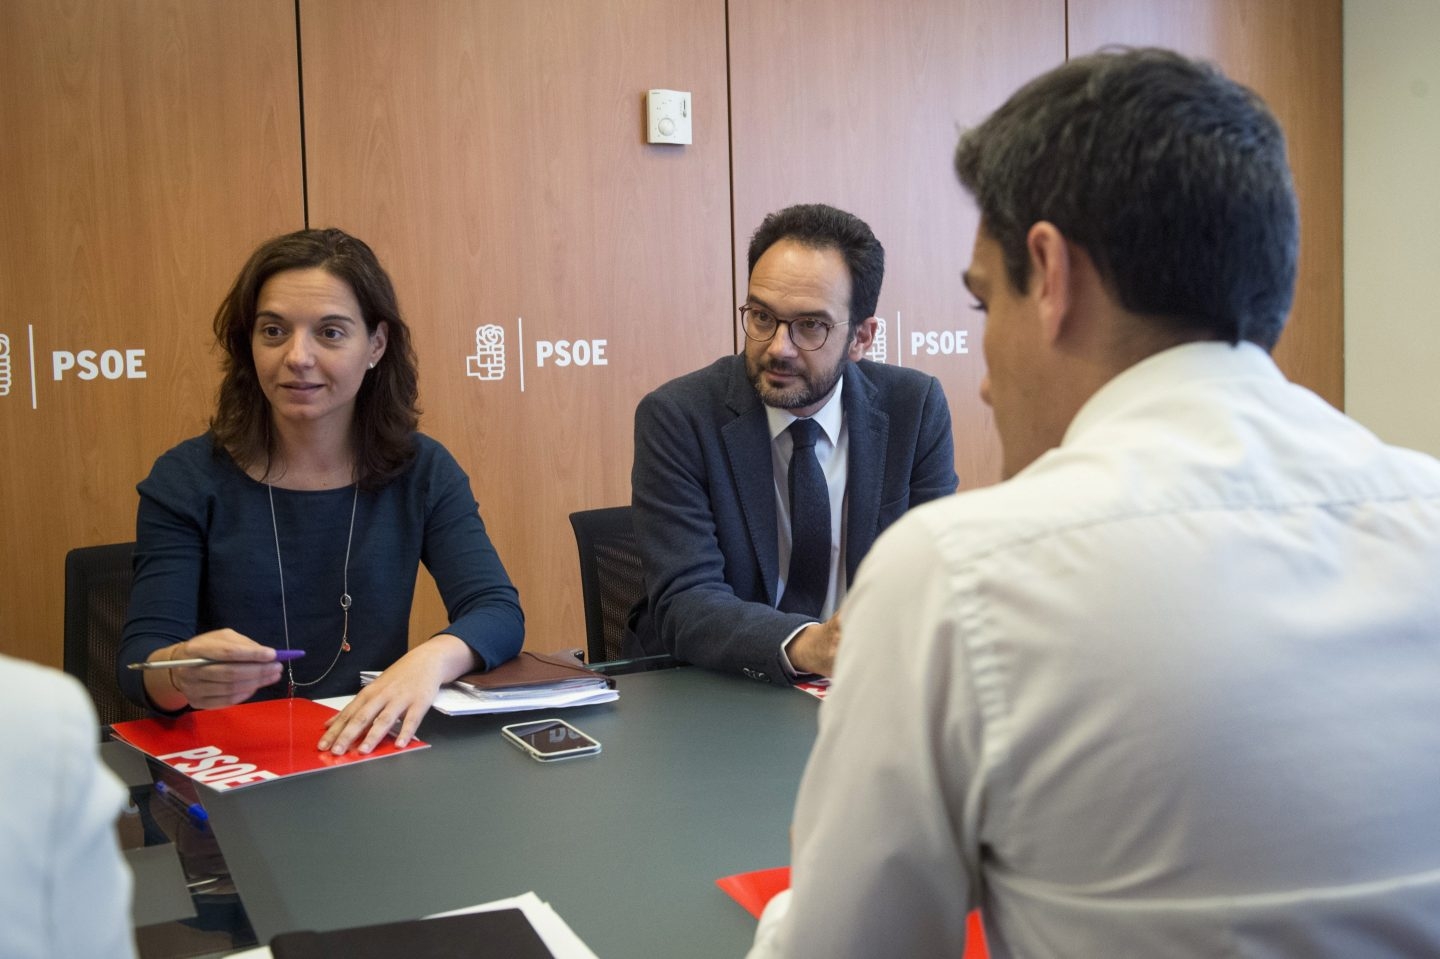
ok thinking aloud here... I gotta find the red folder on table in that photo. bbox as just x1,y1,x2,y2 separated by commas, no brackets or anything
110,697,427,792
717,866,989,958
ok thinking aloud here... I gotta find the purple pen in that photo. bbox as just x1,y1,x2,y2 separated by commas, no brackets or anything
128,649,309,670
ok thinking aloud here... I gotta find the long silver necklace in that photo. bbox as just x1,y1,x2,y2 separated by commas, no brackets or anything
268,482,359,696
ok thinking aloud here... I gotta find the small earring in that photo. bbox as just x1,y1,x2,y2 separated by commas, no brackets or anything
368,361,376,369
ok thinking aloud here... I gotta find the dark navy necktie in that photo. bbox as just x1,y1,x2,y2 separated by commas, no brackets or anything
778,417,830,617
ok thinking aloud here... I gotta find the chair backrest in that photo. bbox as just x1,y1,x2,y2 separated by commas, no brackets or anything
64,541,146,726
568,506,645,665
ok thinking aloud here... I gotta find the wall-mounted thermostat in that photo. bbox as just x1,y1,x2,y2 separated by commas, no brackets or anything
647,89,692,145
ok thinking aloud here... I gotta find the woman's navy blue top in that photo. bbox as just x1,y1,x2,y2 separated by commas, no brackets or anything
117,433,524,707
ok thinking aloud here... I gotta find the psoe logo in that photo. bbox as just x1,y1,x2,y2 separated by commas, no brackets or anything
465,324,506,381
0,333,10,397
864,316,888,365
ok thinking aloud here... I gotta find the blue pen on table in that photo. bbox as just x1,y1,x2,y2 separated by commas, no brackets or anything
152,780,210,832
127,649,306,670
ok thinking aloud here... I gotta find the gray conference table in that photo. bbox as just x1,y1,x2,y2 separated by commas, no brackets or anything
201,666,820,958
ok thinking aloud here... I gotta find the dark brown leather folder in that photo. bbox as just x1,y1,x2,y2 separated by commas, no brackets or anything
456,649,616,691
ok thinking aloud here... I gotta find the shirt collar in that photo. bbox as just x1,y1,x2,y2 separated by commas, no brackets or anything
1063,340,1283,446
766,373,845,446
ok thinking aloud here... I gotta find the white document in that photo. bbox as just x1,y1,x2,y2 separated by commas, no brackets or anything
433,684,618,716
222,891,599,959
432,891,601,959
358,672,619,716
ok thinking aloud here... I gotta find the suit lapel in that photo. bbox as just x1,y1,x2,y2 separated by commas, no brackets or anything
721,359,782,604
843,362,888,583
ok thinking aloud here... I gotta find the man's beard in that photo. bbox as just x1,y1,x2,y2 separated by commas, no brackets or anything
747,353,847,411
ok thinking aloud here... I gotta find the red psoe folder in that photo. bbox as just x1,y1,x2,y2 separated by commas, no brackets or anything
717,866,989,958
111,697,427,791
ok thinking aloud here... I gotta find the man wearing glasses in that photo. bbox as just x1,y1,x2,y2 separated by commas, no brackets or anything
628,203,957,684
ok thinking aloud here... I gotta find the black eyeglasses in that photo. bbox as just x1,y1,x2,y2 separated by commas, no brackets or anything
739,306,848,351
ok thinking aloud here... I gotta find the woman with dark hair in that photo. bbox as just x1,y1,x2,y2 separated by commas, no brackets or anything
117,228,523,755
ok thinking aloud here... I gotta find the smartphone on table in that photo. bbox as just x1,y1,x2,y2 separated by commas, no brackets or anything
501,718,601,762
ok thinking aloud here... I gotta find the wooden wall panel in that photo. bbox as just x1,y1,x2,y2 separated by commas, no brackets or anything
299,0,733,655
728,0,1066,492
1068,1,1345,407
0,0,1346,674
0,0,304,668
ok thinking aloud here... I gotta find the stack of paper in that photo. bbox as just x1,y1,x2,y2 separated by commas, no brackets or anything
432,891,600,958
227,891,599,959
360,673,618,716
360,650,619,716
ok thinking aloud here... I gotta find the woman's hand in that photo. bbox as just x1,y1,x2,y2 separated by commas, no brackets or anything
318,634,478,755
143,629,286,712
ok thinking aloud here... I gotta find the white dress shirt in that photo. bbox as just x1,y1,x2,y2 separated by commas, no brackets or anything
0,655,135,959
749,342,1440,958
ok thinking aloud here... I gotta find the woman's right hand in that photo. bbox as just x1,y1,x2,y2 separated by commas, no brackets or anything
143,629,287,711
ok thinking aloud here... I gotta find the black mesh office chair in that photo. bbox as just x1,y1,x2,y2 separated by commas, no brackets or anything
64,541,146,727
568,506,646,666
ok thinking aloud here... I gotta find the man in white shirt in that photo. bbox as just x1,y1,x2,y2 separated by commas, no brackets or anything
749,48,1440,957
0,653,135,958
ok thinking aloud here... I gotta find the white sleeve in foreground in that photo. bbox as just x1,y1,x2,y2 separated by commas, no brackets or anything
744,888,793,959
747,513,985,957
49,676,137,959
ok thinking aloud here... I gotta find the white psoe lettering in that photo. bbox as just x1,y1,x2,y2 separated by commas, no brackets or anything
52,348,147,380
157,744,280,788
535,338,608,368
158,746,224,763
910,330,969,356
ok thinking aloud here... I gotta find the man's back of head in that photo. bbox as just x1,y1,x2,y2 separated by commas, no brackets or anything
954,47,1298,350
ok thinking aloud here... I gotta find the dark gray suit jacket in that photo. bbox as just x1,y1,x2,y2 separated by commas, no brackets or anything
629,355,958,684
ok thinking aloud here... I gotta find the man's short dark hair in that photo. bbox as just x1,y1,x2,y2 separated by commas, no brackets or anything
954,47,1298,349
747,203,886,330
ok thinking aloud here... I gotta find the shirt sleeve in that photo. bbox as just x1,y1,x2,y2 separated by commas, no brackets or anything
418,442,525,670
749,510,985,958
49,674,137,959
117,448,207,709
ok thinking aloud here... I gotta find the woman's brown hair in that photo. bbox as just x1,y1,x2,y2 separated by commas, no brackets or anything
210,228,420,489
